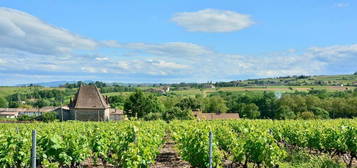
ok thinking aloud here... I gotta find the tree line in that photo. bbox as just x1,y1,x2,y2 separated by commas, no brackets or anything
115,88,357,121
1,86,357,121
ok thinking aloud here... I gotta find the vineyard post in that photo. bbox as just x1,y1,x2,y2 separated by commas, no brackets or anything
31,130,36,168
209,131,213,168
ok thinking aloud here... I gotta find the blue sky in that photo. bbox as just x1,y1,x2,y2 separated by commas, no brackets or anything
0,0,356,85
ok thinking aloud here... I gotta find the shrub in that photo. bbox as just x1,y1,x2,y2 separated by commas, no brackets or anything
298,112,315,120
17,115,35,121
35,112,58,122
143,113,162,121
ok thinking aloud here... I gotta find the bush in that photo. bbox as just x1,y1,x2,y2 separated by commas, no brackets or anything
143,113,162,121
35,112,58,122
298,112,315,120
17,112,58,122
17,115,35,121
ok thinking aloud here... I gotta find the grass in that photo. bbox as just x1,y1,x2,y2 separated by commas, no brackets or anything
280,148,345,168
0,87,28,98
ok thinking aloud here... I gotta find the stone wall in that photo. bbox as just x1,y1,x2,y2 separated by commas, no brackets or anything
70,109,109,121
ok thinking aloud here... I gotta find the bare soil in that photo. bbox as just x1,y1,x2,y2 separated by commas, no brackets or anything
152,139,191,168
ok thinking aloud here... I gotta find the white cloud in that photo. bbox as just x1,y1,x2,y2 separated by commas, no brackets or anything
0,7,97,55
147,60,189,69
81,67,98,73
115,59,189,75
308,44,357,60
104,41,212,58
0,58,6,64
172,9,254,32
335,3,349,8
1,7,357,85
95,57,109,61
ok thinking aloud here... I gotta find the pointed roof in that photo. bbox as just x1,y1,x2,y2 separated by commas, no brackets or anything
71,85,108,109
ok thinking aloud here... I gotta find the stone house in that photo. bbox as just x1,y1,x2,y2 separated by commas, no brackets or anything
68,85,110,121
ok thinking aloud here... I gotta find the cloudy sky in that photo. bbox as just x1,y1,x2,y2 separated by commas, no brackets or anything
0,0,356,85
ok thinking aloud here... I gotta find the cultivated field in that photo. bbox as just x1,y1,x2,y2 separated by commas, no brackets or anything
0,119,356,168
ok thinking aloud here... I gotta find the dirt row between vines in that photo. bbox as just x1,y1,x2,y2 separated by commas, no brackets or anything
152,138,191,168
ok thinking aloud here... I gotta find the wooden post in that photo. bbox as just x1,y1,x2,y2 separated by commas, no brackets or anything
31,130,36,168
209,131,213,168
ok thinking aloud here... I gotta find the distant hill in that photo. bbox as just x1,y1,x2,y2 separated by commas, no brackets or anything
214,74,357,87
12,73,357,88
16,81,78,87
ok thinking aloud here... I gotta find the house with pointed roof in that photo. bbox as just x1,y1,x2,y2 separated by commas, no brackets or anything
68,85,110,121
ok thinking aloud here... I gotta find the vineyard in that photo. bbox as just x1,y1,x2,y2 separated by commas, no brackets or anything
0,119,356,168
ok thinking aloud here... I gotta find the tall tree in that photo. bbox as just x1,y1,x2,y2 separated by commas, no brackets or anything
238,103,260,119
176,97,201,111
203,96,228,113
124,90,164,118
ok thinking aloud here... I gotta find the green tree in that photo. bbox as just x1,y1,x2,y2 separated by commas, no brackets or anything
163,107,194,121
0,97,8,108
176,97,201,110
238,103,261,119
109,95,126,109
33,99,50,108
310,107,330,119
8,101,20,108
256,92,277,118
274,105,296,119
124,90,164,118
298,111,315,120
203,96,228,113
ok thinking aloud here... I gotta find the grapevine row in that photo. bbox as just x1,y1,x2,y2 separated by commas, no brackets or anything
0,121,166,168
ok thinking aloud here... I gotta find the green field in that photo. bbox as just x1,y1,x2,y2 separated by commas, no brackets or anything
0,119,355,168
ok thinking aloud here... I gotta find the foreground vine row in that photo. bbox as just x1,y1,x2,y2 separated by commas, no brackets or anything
170,119,356,168
0,121,166,167
0,119,356,168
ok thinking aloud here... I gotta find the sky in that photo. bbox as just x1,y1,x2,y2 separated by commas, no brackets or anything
0,0,356,85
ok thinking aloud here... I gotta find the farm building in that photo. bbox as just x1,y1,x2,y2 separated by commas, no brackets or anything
68,85,110,121
0,107,58,118
147,86,170,94
193,111,240,120
109,109,126,120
